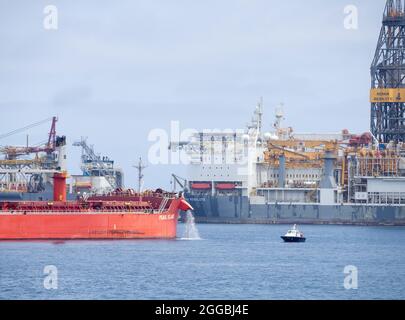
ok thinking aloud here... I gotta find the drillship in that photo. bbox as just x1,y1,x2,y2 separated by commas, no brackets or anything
173,103,405,225
171,1,405,225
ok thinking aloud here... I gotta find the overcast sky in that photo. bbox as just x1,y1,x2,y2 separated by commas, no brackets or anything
0,0,386,189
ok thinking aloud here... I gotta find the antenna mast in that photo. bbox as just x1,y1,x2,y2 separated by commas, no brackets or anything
257,97,263,135
133,157,147,194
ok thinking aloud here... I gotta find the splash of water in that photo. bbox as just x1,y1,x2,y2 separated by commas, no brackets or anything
181,211,201,240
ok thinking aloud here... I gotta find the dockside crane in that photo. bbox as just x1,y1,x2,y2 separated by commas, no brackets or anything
72,137,119,190
0,117,59,159
0,117,64,193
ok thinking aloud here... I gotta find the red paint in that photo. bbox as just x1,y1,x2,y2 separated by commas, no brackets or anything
178,199,194,211
0,195,193,240
191,183,211,190
216,183,236,190
53,172,67,202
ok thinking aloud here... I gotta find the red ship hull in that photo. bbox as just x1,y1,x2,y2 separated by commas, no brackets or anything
0,212,177,240
0,198,193,240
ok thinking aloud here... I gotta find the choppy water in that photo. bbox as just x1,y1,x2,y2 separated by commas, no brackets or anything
0,224,405,300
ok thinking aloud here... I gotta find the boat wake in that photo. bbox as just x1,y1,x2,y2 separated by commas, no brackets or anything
180,211,202,240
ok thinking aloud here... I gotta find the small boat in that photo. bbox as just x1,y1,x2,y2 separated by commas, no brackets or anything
281,224,306,242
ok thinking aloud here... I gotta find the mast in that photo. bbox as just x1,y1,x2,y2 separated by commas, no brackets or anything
133,157,147,194
257,97,264,136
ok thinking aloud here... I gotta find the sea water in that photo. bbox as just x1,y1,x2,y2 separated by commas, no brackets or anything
0,224,405,300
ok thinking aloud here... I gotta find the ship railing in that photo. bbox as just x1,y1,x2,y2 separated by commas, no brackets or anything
355,157,400,177
103,191,176,198
367,192,405,205
0,208,163,215
157,197,170,213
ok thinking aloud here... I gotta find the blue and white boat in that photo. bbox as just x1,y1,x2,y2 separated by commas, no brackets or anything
281,225,306,242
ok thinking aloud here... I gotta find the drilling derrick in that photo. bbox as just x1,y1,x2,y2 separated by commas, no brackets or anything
371,0,405,143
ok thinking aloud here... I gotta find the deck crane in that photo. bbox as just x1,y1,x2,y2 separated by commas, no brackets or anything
171,174,188,192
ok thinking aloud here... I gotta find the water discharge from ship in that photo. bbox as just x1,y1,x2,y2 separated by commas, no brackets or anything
181,211,201,240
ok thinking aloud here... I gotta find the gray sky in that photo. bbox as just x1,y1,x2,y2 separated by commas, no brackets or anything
0,0,385,189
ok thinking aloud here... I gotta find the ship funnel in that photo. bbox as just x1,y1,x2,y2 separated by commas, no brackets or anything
53,172,67,202
320,151,337,189
278,153,286,188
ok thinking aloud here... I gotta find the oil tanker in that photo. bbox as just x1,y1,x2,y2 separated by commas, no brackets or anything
0,172,193,240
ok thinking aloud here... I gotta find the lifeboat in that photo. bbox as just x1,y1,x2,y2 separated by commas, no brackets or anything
191,183,211,190
216,183,236,190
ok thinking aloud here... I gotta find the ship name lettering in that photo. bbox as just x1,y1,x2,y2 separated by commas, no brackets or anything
159,214,174,220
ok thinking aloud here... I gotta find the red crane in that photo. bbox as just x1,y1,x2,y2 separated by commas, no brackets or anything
0,117,58,159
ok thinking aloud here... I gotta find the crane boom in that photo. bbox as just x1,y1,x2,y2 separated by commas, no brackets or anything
0,117,54,141
0,117,58,158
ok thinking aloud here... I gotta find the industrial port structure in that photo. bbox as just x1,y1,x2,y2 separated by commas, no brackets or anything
172,1,405,225
0,118,123,201
72,137,124,194
2,1,405,225
0,117,67,199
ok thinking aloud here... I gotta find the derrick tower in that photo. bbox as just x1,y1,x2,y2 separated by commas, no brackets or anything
371,0,405,143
